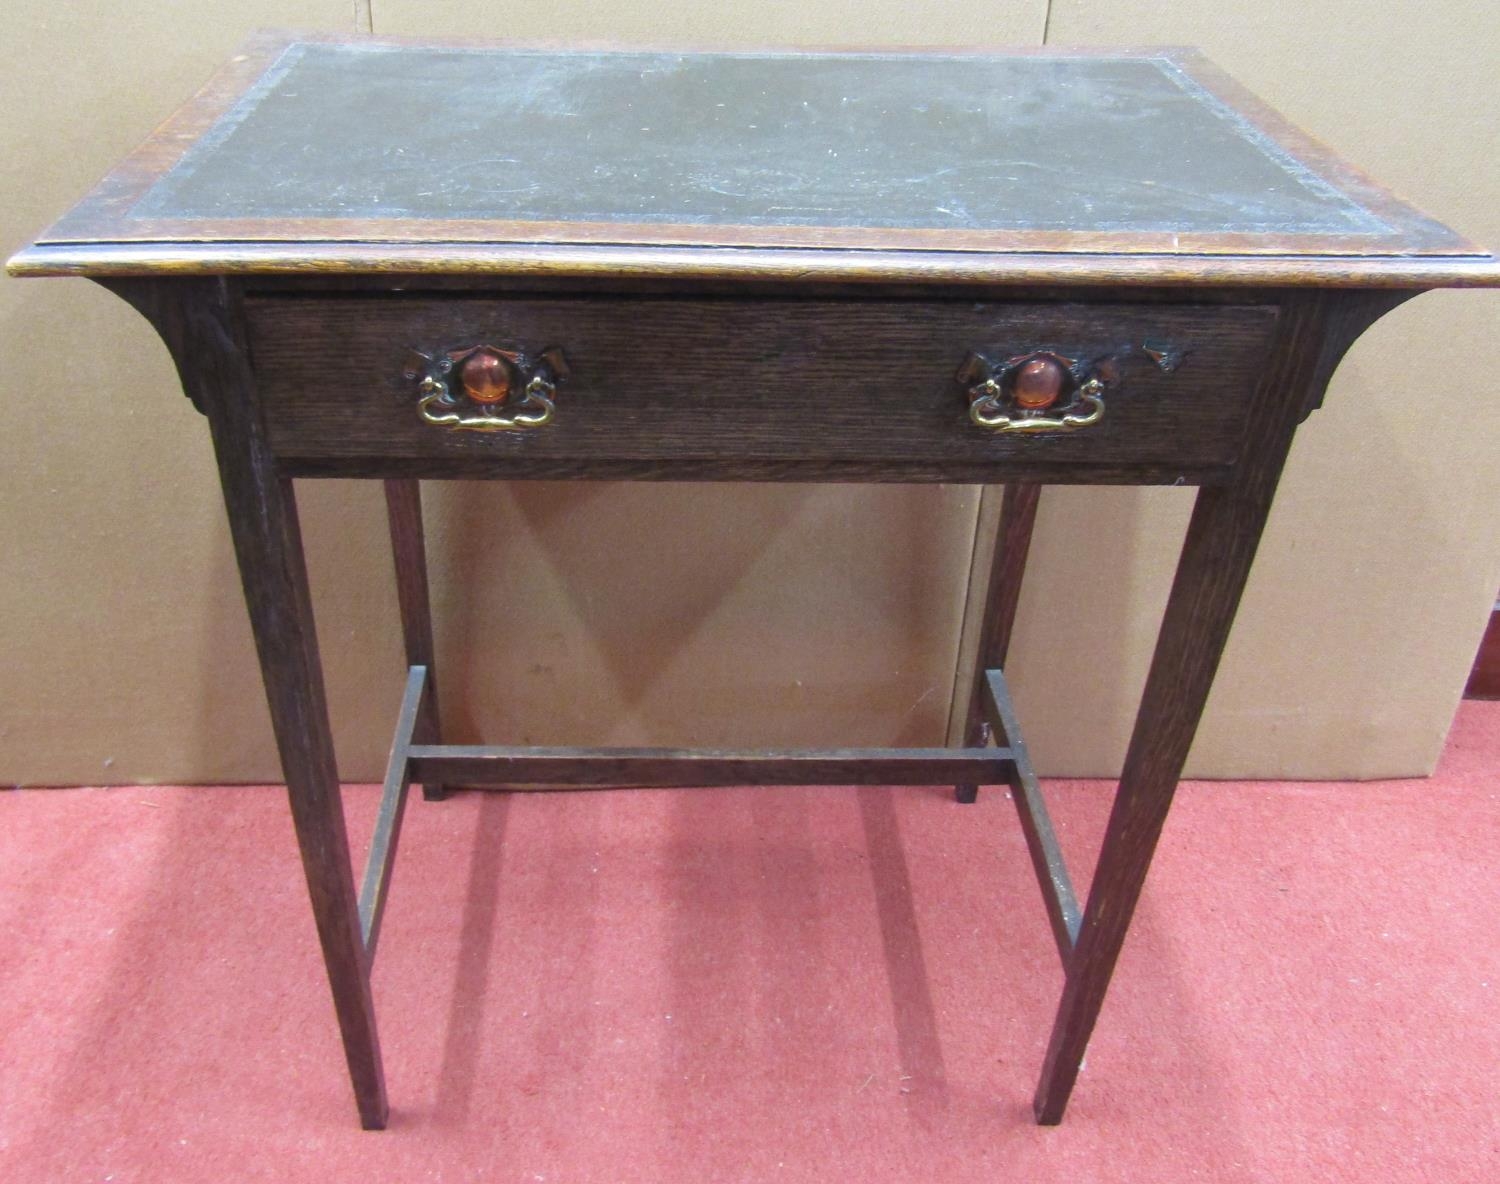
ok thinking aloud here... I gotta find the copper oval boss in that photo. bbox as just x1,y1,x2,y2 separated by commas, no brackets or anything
1013,357,1067,410
461,350,511,404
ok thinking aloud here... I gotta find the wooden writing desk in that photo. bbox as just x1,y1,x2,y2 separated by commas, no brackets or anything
10,32,1498,1129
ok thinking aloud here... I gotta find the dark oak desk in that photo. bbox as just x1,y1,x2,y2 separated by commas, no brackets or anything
11,33,1498,1129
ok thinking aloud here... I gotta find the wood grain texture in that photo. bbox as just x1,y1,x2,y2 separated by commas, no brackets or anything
406,745,1015,787
357,663,426,959
279,454,1229,484
383,479,448,799
246,294,1278,481
93,262,1452,1131
10,35,1497,288
1031,290,1345,1123
13,239,1500,287
1298,289,1419,419
99,275,390,1131
980,665,1081,962
954,482,1042,802
8,22,1488,1135
17,33,1484,266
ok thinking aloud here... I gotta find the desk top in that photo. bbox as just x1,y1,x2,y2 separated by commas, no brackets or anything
9,32,1497,287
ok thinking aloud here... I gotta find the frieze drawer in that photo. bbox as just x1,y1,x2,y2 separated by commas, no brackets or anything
246,295,1280,482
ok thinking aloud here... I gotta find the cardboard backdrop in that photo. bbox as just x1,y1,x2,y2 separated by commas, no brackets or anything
2,0,1495,784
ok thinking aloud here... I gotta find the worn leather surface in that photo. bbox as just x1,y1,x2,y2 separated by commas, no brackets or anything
134,44,1385,235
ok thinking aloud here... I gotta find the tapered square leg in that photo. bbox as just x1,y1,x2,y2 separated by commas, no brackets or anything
1033,481,1275,1122
384,479,449,801
121,278,390,1130
955,483,1041,803
1031,294,1331,1124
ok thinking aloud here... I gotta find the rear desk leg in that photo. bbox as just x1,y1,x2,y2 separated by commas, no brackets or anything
955,483,1041,803
384,479,450,800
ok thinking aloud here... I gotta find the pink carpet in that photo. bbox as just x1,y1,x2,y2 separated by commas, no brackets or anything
3,703,1497,1182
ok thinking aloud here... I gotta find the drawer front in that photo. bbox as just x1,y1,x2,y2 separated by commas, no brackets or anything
247,295,1279,481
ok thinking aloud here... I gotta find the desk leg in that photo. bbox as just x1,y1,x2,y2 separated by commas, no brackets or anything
1022,290,1412,1121
955,483,1041,803
1032,476,1282,1123
210,435,389,1129
384,479,449,800
162,283,390,1130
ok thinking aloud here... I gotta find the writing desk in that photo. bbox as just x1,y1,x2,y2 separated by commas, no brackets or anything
10,32,1498,1129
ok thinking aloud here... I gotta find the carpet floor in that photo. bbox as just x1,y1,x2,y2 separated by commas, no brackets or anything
2,702,1497,1183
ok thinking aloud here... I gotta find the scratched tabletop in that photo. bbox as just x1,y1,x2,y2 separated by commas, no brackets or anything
22,33,1480,268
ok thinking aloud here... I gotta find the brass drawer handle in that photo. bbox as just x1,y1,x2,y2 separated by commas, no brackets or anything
404,344,569,432
959,348,1116,434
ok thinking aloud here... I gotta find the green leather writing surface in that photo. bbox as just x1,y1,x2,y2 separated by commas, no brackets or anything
131,44,1388,237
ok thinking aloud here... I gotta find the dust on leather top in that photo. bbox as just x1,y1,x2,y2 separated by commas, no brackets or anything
131,44,1383,236
12,33,1491,282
